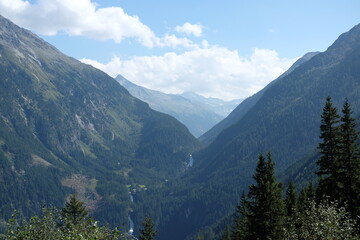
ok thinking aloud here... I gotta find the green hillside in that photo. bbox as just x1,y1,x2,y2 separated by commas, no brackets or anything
0,15,200,231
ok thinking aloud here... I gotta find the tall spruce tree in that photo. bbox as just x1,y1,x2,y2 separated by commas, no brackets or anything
285,181,297,217
298,183,315,213
316,96,341,199
247,153,285,240
232,192,250,240
338,99,360,216
61,195,88,226
139,216,157,240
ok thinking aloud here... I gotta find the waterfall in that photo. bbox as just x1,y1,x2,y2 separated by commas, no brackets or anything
187,154,194,167
128,193,134,235
128,214,134,235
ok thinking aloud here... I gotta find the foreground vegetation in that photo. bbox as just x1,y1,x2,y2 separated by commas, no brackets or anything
219,97,360,240
0,195,157,240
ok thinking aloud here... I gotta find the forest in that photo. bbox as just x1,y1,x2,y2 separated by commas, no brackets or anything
2,97,360,240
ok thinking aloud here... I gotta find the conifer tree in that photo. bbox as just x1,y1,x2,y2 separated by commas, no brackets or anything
139,216,157,240
61,195,88,226
232,192,249,240
285,181,297,217
247,153,285,240
316,96,340,199
220,225,232,240
338,99,360,216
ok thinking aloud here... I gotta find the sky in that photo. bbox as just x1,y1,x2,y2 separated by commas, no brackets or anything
0,0,359,100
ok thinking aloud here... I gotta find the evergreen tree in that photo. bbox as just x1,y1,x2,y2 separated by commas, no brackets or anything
298,183,315,213
247,153,285,240
61,195,88,226
338,99,360,216
316,96,341,199
285,181,297,217
231,192,249,240
139,216,157,240
220,225,232,240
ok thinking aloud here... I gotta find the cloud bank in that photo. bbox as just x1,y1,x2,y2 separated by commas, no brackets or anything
0,0,194,48
81,47,297,100
0,0,298,100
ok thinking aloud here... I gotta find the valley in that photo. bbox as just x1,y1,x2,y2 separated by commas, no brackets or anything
0,5,360,240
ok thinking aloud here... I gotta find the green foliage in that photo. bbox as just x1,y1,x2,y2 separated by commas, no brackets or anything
316,96,341,176
246,153,285,240
297,183,315,213
138,216,157,240
229,153,285,240
231,192,249,240
338,99,360,216
316,97,360,218
285,182,297,217
219,225,231,240
316,96,341,199
284,199,358,240
62,195,88,226
1,206,120,240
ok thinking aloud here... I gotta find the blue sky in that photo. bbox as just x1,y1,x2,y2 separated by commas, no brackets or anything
0,0,359,100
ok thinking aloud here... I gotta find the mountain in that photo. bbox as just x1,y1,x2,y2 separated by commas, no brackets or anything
137,23,360,239
0,15,200,229
199,51,319,145
179,91,242,118
116,75,241,137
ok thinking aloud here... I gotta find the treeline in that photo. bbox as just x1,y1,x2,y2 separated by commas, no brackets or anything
0,195,157,240
218,97,360,240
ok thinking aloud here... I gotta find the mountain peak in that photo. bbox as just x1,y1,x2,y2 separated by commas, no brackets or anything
326,23,360,58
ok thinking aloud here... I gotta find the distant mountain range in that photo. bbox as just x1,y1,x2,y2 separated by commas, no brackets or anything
116,75,242,137
137,22,360,240
0,15,200,229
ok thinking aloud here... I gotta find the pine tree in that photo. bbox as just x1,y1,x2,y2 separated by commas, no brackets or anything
316,96,341,199
247,153,285,240
338,99,360,216
61,195,88,226
139,216,157,240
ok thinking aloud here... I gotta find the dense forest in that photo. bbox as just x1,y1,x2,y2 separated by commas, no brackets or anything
2,97,360,240
217,97,360,240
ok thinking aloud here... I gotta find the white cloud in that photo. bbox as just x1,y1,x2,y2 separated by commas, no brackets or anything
175,22,203,37
0,0,194,48
81,47,297,100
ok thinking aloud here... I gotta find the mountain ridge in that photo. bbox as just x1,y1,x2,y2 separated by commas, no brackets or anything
0,15,200,229
199,51,319,145
116,75,241,137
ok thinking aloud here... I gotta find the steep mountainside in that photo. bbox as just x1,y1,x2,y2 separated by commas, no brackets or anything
0,15,200,229
117,75,240,137
199,51,319,145
138,23,360,240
